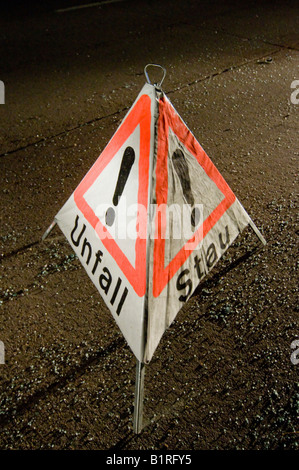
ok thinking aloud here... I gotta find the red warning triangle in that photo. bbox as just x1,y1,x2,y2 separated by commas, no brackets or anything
73,94,152,297
152,96,236,298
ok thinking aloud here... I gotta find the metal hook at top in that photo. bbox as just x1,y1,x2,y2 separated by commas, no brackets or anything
144,64,166,89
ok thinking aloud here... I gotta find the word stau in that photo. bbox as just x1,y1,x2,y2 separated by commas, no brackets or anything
176,225,230,302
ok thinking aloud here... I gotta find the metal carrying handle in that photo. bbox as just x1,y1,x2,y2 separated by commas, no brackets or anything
144,64,166,88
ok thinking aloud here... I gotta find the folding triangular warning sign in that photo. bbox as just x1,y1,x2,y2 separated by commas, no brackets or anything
49,78,265,364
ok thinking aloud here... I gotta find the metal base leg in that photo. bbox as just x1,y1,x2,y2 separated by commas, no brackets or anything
133,360,145,434
249,219,266,246
42,220,57,241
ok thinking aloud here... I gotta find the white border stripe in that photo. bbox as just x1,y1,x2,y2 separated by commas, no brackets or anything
56,0,127,13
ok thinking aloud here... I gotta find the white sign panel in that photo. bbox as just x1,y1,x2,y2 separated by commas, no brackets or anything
53,82,260,363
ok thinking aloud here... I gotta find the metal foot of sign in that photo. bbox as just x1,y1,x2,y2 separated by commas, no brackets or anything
42,220,57,241
133,360,145,434
249,219,267,246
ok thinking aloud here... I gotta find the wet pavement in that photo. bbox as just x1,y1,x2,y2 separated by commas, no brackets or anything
0,0,298,450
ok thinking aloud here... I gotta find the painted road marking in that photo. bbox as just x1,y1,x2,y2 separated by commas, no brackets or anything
56,0,127,13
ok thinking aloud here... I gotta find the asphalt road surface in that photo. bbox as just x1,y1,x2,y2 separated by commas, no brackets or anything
0,0,298,451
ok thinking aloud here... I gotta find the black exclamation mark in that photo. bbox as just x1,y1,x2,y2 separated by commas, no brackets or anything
172,148,200,229
105,146,135,226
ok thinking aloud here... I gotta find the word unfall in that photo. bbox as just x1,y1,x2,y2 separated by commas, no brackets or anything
70,215,129,315
176,225,231,302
